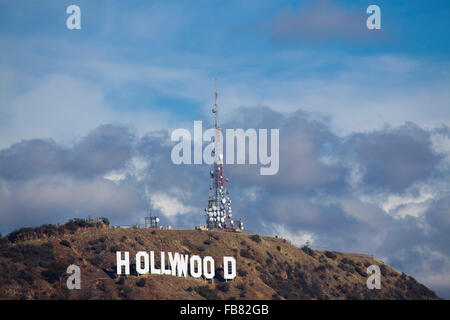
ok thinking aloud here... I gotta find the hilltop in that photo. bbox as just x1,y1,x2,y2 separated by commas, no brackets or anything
0,220,440,300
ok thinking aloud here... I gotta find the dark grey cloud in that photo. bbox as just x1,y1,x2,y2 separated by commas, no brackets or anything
70,124,135,177
224,107,346,192
0,138,69,180
345,122,443,192
0,107,449,298
0,124,134,180
0,124,144,234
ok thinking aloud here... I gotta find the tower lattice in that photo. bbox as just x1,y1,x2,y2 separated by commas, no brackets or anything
204,83,243,232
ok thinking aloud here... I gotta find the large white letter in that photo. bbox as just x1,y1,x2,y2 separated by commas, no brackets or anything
366,265,381,289
168,252,179,276
366,5,381,30
150,251,161,275
203,256,215,280
66,5,81,30
223,256,236,280
259,129,279,175
136,251,149,275
190,255,202,279
168,252,189,277
116,251,130,275
171,129,192,165
177,254,189,277
161,251,171,275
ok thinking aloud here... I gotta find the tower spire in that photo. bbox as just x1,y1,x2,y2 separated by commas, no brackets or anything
215,79,219,129
213,79,222,165
203,81,243,232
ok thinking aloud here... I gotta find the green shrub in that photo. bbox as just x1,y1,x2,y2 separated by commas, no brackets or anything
236,283,246,291
41,261,66,283
18,269,34,285
120,285,134,299
41,270,59,283
325,251,337,259
240,249,254,260
380,264,388,277
136,278,146,287
341,258,355,266
301,246,314,256
195,285,219,300
60,239,71,248
314,265,327,272
249,234,261,243
355,266,367,277
4,243,55,267
216,282,230,292
237,269,248,277
6,218,106,243
134,237,145,246
89,242,106,254
88,256,102,267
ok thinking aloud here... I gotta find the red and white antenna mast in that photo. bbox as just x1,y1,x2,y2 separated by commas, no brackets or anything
204,80,243,232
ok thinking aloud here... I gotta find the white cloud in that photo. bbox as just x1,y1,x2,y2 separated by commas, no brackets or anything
104,156,150,184
356,184,437,223
270,223,317,248
150,192,198,218
381,186,436,217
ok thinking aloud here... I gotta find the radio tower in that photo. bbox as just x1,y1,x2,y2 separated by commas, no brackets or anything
204,81,243,232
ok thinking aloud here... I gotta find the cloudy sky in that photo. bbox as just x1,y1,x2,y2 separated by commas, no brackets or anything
1,0,450,298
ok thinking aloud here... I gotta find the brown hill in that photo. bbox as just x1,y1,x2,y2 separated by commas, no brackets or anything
0,220,440,300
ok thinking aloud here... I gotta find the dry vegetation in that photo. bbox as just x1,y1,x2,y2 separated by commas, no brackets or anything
0,220,440,300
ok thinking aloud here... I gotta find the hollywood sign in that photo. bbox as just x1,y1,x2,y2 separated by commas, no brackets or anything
116,251,236,280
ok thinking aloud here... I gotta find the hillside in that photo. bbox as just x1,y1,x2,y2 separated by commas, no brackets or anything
0,220,440,300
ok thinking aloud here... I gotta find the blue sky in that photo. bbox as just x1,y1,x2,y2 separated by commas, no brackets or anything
1,0,450,145
1,0,450,298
